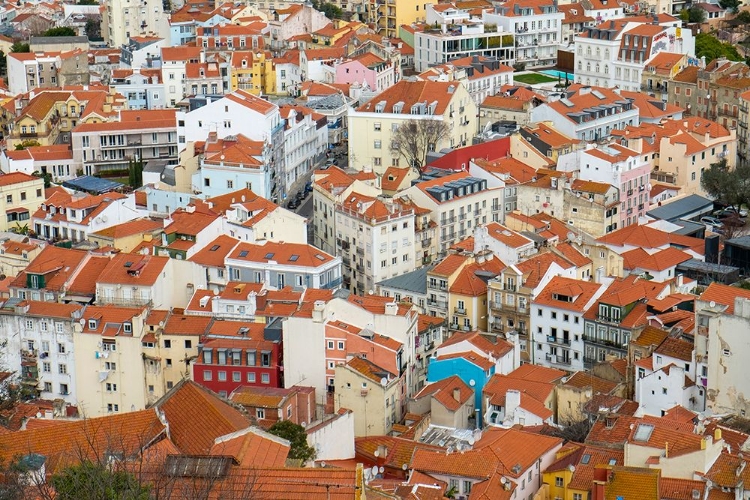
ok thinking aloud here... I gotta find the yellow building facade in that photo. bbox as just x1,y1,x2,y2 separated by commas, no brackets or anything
229,51,277,95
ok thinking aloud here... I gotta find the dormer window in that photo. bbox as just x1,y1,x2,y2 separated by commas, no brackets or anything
123,322,132,333
88,319,97,330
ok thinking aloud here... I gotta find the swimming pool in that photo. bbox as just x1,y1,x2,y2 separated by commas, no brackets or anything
539,69,575,80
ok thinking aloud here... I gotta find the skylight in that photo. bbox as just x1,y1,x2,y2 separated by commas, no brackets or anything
209,245,220,252
238,250,249,258
124,261,133,268
581,454,591,464
633,423,654,442
608,458,617,466
315,254,326,261
264,252,275,259
289,254,299,262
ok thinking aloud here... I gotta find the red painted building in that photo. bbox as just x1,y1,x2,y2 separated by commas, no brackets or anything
193,321,282,397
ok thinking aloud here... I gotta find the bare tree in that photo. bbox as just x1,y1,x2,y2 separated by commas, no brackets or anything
391,118,450,175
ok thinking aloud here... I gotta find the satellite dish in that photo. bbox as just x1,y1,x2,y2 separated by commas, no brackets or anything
374,450,380,457
300,421,306,428
213,289,220,296
468,437,475,445
709,301,716,308
469,379,476,387
35,412,41,418
379,466,384,473
370,466,378,477
568,464,576,473
402,463,408,470
567,231,576,241
380,377,388,387
320,461,326,467
500,477,508,484
79,318,86,326
368,290,374,295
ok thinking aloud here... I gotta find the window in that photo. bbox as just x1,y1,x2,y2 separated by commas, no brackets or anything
247,351,256,366
555,477,564,487
164,340,171,348
218,371,227,381
233,372,241,382
185,340,192,348
256,408,265,419
204,370,212,381
44,382,52,392
337,341,344,350
57,343,65,354
105,362,116,370
106,383,117,392
60,384,69,395
107,404,119,412
247,372,256,383
42,362,50,373
261,373,270,384
58,364,67,374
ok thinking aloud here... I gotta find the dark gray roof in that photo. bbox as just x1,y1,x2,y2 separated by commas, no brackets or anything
377,266,434,295
30,36,89,45
725,235,750,249
669,219,705,236
62,176,123,194
676,259,739,274
646,194,713,221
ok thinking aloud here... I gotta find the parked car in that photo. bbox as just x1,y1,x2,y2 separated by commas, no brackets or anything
325,158,336,167
700,216,723,230
716,207,748,218
286,198,299,210
304,181,313,194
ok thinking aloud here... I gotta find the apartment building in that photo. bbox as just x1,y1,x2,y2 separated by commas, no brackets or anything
419,56,514,106
532,276,608,371
0,301,83,405
71,110,178,176
695,283,750,417
335,53,395,93
228,51,276,95
612,118,736,196
110,68,166,110
398,172,501,258
267,3,331,53
335,192,416,295
425,254,469,319
347,80,476,175
102,0,169,48
312,166,381,256
530,84,639,141
1,145,75,183
414,4,515,72
176,90,284,196
160,46,201,107
574,15,693,92
484,0,564,69
225,241,342,291
0,173,45,232
668,59,750,129
7,50,89,96
194,321,283,397
557,142,651,229
448,252,505,332
363,0,433,38
73,305,150,417
279,105,328,199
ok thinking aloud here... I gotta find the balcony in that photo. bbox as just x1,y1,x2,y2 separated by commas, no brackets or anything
454,307,466,315
428,282,448,291
355,263,364,272
356,247,364,256
422,238,431,248
547,336,571,346
321,276,343,289
19,131,38,138
422,256,432,265
427,298,448,309
342,255,351,267
582,334,627,350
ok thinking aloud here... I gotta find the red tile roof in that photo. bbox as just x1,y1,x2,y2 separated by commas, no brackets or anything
156,380,250,455
534,276,604,313
96,253,169,287
414,375,473,411
356,80,461,115
700,282,750,314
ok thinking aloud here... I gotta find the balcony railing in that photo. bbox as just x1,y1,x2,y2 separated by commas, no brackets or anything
454,307,466,315
549,336,571,346
427,299,448,308
321,277,343,289
581,334,626,349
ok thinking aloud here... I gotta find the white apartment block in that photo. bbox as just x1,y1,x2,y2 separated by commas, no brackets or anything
0,302,83,406
279,106,328,200
574,17,693,92
336,193,416,295
415,4,515,72
102,0,170,49
398,172,502,258
484,0,564,69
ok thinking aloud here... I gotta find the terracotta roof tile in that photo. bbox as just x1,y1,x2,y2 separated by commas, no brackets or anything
563,371,618,394
700,283,750,315
533,276,604,313
414,375,473,411
436,351,494,370
96,253,168,287
156,380,250,455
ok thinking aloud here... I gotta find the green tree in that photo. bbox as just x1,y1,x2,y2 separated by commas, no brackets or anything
311,0,342,19
42,27,77,37
14,140,40,150
85,18,102,40
720,0,741,13
10,42,29,53
128,158,143,188
32,170,51,188
50,461,150,500
736,9,750,22
77,0,99,4
267,421,316,464
680,6,707,23
695,33,742,63
701,158,750,211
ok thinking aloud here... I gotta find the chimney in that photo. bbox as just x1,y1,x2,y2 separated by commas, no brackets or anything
506,389,521,413
385,302,398,315
312,300,326,322
714,428,722,442
453,387,461,402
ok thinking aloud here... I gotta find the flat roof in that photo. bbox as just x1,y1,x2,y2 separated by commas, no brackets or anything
62,176,124,194
646,194,713,221
676,258,739,274
377,265,434,295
